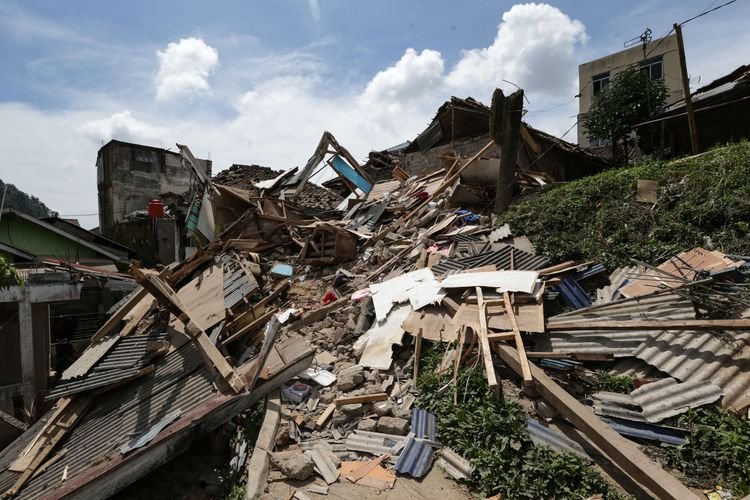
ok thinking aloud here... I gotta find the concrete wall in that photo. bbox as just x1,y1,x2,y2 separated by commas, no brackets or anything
402,135,502,178
97,141,211,238
577,34,684,146
111,218,179,267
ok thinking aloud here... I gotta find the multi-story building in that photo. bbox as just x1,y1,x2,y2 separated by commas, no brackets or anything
577,34,684,147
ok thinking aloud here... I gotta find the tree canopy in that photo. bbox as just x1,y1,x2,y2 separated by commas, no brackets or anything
582,66,669,162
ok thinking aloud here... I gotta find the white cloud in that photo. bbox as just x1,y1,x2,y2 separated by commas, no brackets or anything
1,4,591,228
155,37,219,101
308,0,321,21
446,3,588,98
79,111,167,144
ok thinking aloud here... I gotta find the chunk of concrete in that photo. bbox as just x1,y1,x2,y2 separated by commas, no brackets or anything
274,451,314,481
337,365,365,391
377,416,409,436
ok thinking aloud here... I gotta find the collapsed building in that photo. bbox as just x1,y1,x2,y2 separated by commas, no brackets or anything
0,92,746,500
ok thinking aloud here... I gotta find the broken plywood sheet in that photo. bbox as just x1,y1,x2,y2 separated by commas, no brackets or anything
357,305,411,370
620,248,741,298
169,264,226,332
453,302,545,333
339,461,395,489
440,270,538,293
401,306,458,342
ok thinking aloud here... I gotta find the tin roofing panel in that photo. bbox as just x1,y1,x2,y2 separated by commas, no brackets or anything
431,244,549,276
526,418,589,460
411,408,436,441
394,437,434,478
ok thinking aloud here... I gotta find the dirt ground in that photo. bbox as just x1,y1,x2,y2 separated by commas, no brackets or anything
262,461,473,500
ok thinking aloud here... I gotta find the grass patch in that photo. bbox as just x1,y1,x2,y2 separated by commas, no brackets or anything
417,367,624,499
665,407,750,495
501,142,750,268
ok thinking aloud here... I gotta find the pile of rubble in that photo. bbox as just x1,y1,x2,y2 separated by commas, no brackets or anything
2,129,749,500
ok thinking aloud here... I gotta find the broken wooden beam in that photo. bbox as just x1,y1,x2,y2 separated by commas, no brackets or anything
476,288,499,397
493,343,698,500
131,266,245,393
503,291,532,385
335,393,388,406
315,403,336,430
244,391,282,500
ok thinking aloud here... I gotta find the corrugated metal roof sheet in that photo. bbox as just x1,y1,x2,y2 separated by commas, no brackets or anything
61,334,119,380
222,255,260,309
47,332,169,400
431,244,549,276
556,277,591,310
544,292,695,356
632,329,750,413
411,408,436,441
539,358,582,371
526,418,589,460
394,437,434,478
0,340,217,499
601,417,687,445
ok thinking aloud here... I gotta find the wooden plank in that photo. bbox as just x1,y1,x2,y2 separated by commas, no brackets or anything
170,264,226,331
476,288,499,397
487,332,515,342
413,328,423,384
244,391,282,500
546,319,750,331
345,454,390,483
525,352,614,361
404,140,494,220
493,342,698,500
315,403,336,430
221,311,274,348
90,288,147,343
335,393,388,406
4,396,91,497
284,297,349,331
132,266,244,393
503,291,532,385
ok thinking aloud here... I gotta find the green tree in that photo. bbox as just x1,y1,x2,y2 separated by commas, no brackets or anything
582,66,668,163
0,255,23,288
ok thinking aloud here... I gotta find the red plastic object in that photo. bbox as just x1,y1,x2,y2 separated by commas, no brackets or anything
148,199,165,218
322,291,337,304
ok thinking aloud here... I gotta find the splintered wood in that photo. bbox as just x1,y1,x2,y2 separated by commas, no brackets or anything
476,287,499,398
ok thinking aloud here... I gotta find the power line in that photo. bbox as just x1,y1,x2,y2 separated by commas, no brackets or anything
681,0,737,25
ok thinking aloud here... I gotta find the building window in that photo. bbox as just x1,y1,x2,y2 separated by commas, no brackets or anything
640,57,663,81
592,72,610,95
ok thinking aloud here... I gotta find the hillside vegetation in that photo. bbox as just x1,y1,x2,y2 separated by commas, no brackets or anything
0,179,57,218
501,142,750,268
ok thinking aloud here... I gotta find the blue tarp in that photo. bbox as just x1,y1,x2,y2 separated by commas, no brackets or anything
331,155,372,194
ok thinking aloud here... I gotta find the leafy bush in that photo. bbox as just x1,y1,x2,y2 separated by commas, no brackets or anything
666,408,750,494
501,142,750,268
417,367,622,499
0,255,23,288
595,371,634,394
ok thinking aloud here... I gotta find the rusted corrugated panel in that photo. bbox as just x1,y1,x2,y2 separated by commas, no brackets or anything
394,437,434,478
633,330,750,412
595,266,638,304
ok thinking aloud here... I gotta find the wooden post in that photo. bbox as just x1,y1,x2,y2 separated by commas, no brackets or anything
674,23,700,154
412,328,423,385
491,88,524,214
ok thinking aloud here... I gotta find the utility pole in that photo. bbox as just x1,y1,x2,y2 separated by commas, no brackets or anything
490,88,524,214
674,23,700,154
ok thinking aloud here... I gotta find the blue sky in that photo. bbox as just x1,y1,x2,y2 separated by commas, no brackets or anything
1,0,748,228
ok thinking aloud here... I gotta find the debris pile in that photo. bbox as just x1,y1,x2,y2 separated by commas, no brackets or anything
2,131,749,499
